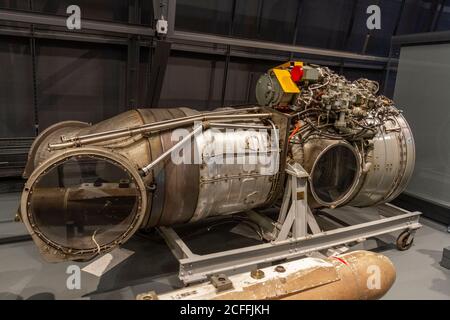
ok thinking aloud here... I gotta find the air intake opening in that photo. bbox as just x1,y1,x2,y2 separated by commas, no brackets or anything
310,144,359,206
23,149,146,261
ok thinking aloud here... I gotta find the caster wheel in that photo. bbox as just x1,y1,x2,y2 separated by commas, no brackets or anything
396,230,414,251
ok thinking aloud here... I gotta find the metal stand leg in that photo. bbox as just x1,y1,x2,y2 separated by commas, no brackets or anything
277,162,316,241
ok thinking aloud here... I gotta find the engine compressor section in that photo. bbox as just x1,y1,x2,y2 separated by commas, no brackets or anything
256,61,415,208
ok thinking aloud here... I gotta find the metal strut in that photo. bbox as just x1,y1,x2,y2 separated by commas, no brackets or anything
48,108,270,150
140,120,274,176
140,124,203,176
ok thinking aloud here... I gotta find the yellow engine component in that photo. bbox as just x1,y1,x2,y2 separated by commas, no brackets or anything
272,69,300,94
256,61,303,107
273,60,304,70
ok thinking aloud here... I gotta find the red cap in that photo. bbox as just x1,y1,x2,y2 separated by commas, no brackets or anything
290,65,303,83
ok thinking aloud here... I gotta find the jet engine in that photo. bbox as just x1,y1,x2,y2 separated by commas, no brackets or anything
19,61,415,263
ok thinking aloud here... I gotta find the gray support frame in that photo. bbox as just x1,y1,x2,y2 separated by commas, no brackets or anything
166,0,176,37
158,165,422,285
147,0,175,107
220,0,237,106
146,39,172,107
0,28,388,71
172,31,389,63
126,0,142,109
0,8,155,36
152,0,176,36
289,0,304,61
432,0,446,32
28,1,39,136
126,37,141,109
0,27,138,46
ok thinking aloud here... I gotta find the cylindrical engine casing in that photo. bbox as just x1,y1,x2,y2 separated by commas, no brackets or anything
24,108,279,226
21,108,281,261
20,105,414,262
347,112,415,206
292,110,415,209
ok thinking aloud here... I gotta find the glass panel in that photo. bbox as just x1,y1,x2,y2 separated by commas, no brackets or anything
30,155,139,250
394,43,450,208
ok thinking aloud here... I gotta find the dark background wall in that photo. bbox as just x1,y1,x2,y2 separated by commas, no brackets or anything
1,1,449,222
0,0,449,138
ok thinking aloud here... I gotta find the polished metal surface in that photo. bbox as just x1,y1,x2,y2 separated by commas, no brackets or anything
298,111,415,208
191,122,279,222
20,107,280,261
348,112,415,207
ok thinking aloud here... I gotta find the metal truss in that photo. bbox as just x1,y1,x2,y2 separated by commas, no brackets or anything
0,8,155,36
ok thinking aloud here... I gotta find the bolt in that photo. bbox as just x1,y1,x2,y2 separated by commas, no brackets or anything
250,269,265,280
275,265,286,273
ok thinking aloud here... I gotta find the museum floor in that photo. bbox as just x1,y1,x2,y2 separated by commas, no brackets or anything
0,192,449,300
